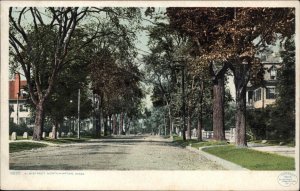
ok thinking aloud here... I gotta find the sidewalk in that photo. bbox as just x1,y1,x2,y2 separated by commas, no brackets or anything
247,143,295,158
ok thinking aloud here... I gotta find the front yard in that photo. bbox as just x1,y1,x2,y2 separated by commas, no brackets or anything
202,145,295,170
172,136,295,170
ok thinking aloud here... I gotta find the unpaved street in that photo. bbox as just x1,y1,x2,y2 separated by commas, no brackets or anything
10,136,224,170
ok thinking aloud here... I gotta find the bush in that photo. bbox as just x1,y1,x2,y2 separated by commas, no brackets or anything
247,106,295,141
246,108,267,140
9,122,33,136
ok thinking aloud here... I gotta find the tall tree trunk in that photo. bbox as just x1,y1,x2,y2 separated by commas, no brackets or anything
32,101,45,140
212,73,226,141
113,114,117,135
116,113,119,134
109,115,112,135
94,94,101,138
95,113,101,138
233,61,250,147
119,112,123,135
198,81,204,141
235,85,247,146
197,116,203,141
126,117,130,134
169,114,173,136
123,114,126,134
187,115,191,139
165,100,173,136
103,115,108,136
164,114,167,136
51,120,60,139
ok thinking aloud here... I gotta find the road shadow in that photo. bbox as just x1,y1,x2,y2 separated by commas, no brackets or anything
87,136,188,149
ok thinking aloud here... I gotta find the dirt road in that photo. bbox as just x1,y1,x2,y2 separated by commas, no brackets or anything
10,135,225,170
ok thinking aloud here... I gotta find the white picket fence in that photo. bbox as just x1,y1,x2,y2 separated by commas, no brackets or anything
178,128,236,142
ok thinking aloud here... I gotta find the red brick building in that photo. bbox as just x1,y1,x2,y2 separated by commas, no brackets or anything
9,73,31,125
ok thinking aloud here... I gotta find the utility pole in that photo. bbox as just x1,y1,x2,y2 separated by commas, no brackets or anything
16,73,21,125
78,89,80,139
16,92,19,125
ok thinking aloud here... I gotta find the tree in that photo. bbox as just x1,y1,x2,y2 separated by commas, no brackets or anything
223,8,295,146
167,7,295,146
45,59,92,139
189,59,213,141
90,48,144,136
144,22,188,139
267,37,295,140
9,7,96,140
9,7,142,140
144,15,216,141
166,8,232,141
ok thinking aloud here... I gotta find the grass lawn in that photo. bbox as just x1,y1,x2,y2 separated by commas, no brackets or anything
9,136,33,140
172,135,228,148
203,145,295,170
42,137,90,144
10,142,48,153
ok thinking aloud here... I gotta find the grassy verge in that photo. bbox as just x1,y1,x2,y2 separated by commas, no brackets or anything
10,142,48,153
42,137,90,144
172,135,228,148
203,145,295,170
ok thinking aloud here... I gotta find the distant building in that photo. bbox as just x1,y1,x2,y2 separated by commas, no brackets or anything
9,73,32,125
246,53,281,109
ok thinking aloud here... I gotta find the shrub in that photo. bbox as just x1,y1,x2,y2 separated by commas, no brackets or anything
9,122,33,136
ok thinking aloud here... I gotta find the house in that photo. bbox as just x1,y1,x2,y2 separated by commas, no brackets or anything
246,53,281,109
9,73,32,126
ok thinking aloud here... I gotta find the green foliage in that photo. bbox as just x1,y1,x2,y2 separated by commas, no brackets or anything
203,145,295,170
42,138,90,144
9,122,33,136
246,108,267,140
10,142,48,153
172,136,228,147
90,48,144,119
224,103,235,130
270,37,295,139
142,107,165,134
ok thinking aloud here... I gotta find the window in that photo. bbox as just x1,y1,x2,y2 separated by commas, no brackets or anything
266,87,276,99
19,117,30,125
9,104,14,112
270,67,277,80
19,104,28,112
19,117,26,124
247,91,253,104
254,88,261,101
10,117,14,123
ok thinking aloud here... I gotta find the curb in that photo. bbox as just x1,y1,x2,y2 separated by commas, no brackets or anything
186,145,249,171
